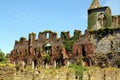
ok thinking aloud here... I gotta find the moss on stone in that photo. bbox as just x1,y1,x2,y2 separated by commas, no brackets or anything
88,12,97,30
104,12,112,28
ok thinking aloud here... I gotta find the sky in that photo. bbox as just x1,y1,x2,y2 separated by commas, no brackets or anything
0,0,120,54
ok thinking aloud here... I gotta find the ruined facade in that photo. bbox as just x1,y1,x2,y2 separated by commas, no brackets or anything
88,0,120,31
9,0,120,68
9,30,93,69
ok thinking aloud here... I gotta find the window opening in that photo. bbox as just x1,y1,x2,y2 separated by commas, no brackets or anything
46,33,50,39
81,45,86,57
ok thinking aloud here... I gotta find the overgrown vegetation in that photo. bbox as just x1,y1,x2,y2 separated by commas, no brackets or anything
63,40,74,51
0,49,7,63
42,53,51,61
69,56,86,80
104,12,112,28
62,30,81,51
88,12,97,30
96,28,110,38
89,28,113,38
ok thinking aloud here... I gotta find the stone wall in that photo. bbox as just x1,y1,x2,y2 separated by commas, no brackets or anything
83,67,120,80
0,66,120,80
89,28,120,67
112,15,120,27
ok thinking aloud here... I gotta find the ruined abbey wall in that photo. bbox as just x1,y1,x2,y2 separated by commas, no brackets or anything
9,30,93,69
9,0,120,68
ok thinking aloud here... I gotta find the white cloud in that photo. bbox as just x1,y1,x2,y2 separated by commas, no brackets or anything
104,0,120,15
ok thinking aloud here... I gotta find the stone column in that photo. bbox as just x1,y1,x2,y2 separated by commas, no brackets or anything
32,61,34,69
22,61,25,68
43,61,45,68
14,62,16,66
67,61,70,68
54,60,56,68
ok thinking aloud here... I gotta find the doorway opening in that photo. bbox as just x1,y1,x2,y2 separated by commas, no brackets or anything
81,45,86,57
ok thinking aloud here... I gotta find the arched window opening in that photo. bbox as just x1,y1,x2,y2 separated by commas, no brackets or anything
46,33,50,39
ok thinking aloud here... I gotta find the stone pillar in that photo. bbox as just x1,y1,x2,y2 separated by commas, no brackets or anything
14,62,16,66
54,60,56,68
22,61,25,68
67,61,70,68
43,61,45,68
32,61,34,69
53,33,57,41
46,64,49,69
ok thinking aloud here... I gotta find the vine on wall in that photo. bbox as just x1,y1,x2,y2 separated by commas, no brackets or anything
88,12,97,30
104,12,112,28
63,40,74,51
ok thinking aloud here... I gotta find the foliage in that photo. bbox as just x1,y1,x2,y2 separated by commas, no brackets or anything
69,56,86,80
96,29,108,38
46,54,51,61
88,12,97,30
72,30,81,41
104,12,112,28
42,53,51,61
0,49,7,63
63,40,74,51
90,28,113,38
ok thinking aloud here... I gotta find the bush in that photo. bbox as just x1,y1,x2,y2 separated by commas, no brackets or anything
0,49,6,63
69,57,86,80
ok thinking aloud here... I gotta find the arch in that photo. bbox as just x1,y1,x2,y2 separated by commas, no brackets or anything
46,33,50,39
82,57,92,67
54,53,64,68
69,58,76,64
98,12,104,27
42,43,52,54
42,43,52,68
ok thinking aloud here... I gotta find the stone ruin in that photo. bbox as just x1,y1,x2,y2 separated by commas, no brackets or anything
9,0,120,69
9,30,93,69
88,0,120,31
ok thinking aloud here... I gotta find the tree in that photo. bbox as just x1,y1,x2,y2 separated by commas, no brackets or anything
0,49,6,63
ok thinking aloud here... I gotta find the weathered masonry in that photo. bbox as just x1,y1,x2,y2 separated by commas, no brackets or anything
9,0,120,69
10,30,93,69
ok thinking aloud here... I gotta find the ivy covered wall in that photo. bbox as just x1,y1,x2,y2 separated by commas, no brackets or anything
88,12,97,30
88,7,112,31
104,12,112,28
